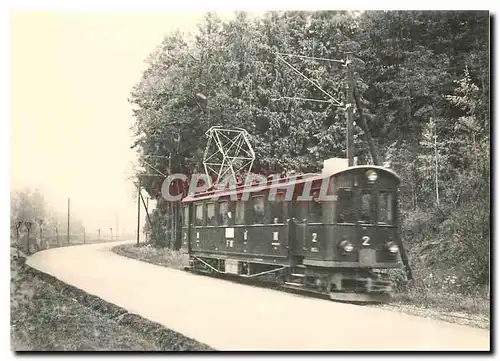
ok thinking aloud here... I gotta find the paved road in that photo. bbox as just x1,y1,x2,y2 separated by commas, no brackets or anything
26,241,490,351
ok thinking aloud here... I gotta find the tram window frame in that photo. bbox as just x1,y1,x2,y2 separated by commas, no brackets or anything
269,193,285,224
218,200,231,226
183,205,189,227
235,200,246,225
194,203,205,226
336,188,356,224
206,202,216,226
308,190,323,223
360,189,377,224
251,195,266,224
378,190,395,225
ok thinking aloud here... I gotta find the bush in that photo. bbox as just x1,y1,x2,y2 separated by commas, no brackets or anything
112,244,184,270
433,202,490,292
400,199,489,296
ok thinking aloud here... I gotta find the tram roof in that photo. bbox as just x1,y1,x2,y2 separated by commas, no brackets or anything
182,165,400,203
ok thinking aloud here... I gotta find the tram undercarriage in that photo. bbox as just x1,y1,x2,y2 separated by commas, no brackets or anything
185,254,394,303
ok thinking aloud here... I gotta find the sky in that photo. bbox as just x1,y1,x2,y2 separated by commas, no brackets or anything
10,11,237,237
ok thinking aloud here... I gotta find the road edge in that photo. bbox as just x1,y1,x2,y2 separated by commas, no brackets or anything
18,256,215,351
110,244,490,331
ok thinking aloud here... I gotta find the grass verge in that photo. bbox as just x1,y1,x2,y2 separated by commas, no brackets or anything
112,243,185,270
112,243,490,330
10,251,213,351
377,270,490,329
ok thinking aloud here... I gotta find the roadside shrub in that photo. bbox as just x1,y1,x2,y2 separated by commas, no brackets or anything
388,269,408,293
434,202,490,292
400,198,489,297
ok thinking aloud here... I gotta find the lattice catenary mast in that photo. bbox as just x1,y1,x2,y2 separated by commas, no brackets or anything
203,126,255,187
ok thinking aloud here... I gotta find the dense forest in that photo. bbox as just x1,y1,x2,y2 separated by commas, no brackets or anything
129,11,490,294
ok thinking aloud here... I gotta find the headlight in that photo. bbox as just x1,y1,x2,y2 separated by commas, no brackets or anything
387,241,399,254
366,170,378,182
340,240,354,253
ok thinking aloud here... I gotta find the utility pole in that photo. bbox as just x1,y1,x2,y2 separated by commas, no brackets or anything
140,192,153,235
137,179,141,246
139,154,171,247
346,52,355,167
67,197,70,245
352,80,380,165
110,227,113,241
83,228,86,244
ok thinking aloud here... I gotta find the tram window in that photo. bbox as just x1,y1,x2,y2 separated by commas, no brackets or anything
269,193,285,224
218,201,230,226
235,201,246,225
206,203,216,226
252,196,265,224
309,191,322,223
194,204,204,226
360,190,376,224
379,192,394,224
183,206,189,226
336,189,355,223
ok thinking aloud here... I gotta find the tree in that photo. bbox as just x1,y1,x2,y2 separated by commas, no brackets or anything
129,10,490,295
442,67,490,207
10,188,86,250
129,11,364,248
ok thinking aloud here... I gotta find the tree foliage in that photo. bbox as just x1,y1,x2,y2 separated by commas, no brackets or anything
130,11,490,291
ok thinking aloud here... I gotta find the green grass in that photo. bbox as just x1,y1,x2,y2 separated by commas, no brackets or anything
10,252,213,351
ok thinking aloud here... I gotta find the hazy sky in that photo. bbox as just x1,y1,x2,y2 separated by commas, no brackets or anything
10,12,236,236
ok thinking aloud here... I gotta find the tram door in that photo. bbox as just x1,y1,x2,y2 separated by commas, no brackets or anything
288,200,307,257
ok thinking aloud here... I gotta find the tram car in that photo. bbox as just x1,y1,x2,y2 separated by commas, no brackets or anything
179,163,403,302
